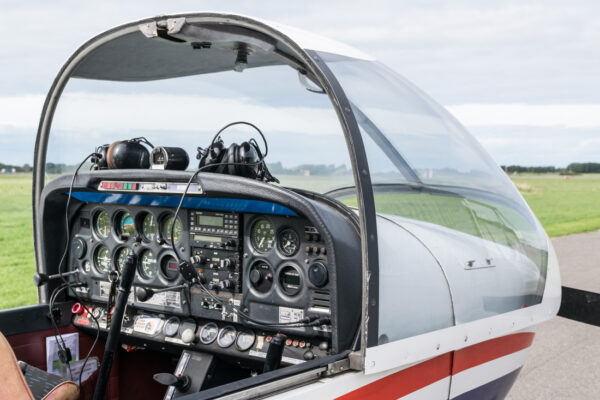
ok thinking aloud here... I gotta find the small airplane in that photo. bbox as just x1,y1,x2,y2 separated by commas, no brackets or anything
0,11,596,400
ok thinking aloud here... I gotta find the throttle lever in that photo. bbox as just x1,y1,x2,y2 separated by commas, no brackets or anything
153,373,191,391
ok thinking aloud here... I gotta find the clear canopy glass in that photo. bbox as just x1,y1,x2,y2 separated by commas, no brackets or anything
321,53,548,280
46,64,354,194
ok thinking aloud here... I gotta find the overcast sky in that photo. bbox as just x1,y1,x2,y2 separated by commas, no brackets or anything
1,0,599,167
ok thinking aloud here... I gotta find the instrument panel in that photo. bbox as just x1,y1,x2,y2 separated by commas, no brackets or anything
68,200,333,366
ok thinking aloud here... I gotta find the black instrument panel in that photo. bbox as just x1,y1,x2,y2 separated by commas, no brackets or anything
68,201,333,366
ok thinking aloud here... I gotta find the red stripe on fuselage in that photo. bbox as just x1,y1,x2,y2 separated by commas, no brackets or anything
336,332,535,400
452,332,535,375
336,353,452,400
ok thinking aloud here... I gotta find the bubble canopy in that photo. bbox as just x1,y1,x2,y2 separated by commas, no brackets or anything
33,12,548,353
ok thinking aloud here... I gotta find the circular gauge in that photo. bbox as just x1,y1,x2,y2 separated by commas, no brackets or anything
139,249,157,279
94,210,110,238
217,326,237,348
94,245,112,273
161,255,179,281
236,330,256,352
179,319,198,344
279,265,302,296
161,215,182,244
199,323,219,345
71,237,87,259
118,212,135,237
115,247,133,271
251,219,275,252
163,316,181,337
278,228,299,257
142,213,158,241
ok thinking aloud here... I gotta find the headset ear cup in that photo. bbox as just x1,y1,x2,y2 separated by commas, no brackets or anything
226,143,239,176
199,140,225,170
238,142,259,178
215,143,235,175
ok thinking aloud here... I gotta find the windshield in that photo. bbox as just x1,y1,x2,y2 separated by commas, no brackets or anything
321,53,548,279
46,64,354,194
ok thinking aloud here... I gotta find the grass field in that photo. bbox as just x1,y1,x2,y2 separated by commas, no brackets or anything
0,173,599,310
0,175,37,308
513,174,600,237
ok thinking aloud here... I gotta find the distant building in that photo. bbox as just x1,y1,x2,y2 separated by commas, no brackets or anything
1,168,16,173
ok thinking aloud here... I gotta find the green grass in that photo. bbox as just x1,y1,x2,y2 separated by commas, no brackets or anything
511,173,600,237
0,173,599,310
0,175,37,309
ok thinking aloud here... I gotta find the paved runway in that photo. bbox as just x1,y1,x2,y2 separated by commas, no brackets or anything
507,231,600,400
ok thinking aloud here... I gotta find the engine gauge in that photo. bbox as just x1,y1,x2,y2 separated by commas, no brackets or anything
278,228,299,257
236,330,256,351
94,245,112,273
251,219,275,252
71,237,87,259
161,215,182,244
139,249,157,279
94,210,110,238
217,326,237,348
142,213,158,241
199,323,219,344
115,247,133,271
118,212,135,237
163,316,181,337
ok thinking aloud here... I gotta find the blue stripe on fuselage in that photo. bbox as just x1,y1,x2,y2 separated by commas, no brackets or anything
452,368,522,400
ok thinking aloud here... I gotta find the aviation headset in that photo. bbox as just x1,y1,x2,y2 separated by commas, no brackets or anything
197,121,279,183
90,122,276,183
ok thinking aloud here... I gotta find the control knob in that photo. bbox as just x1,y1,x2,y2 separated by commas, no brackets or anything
249,269,262,285
219,279,234,290
192,254,207,265
221,258,234,269
308,262,328,288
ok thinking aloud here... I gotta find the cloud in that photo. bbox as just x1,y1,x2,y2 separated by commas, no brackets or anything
447,104,600,128
469,126,600,167
0,1,599,166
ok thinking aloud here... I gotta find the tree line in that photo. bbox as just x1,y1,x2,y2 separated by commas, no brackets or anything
501,163,600,174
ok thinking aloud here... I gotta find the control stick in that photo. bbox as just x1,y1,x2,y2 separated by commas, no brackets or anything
93,254,137,400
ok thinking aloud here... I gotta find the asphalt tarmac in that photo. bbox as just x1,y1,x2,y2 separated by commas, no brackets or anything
507,230,600,400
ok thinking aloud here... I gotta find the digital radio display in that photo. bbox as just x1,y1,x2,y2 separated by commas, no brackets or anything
194,235,222,243
197,215,223,227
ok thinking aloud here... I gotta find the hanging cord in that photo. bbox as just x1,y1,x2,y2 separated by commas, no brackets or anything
48,152,103,386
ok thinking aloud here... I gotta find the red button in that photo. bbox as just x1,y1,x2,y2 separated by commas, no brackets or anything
299,341,306,348
117,182,123,189
292,340,299,347
131,183,137,190
266,336,272,343
71,303,83,315
285,339,292,346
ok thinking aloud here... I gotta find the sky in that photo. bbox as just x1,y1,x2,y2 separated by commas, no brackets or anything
0,0,599,168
